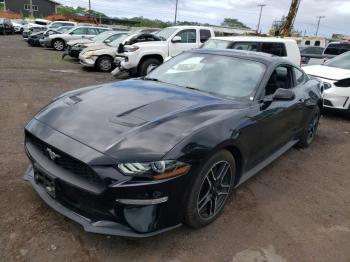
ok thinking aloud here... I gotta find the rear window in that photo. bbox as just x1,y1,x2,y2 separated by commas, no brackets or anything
232,42,258,51
324,43,350,56
261,42,287,57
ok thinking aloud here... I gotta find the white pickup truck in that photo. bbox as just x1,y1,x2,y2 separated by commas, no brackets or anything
112,26,215,77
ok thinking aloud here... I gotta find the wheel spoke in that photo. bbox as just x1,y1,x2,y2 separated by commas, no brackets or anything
217,184,230,196
217,163,230,182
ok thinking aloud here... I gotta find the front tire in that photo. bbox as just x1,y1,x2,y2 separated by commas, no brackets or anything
297,106,320,148
184,150,236,228
96,56,114,72
138,58,161,76
53,39,65,51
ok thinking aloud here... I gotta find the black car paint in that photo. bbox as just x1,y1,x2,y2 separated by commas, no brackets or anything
0,19,14,34
28,32,44,47
24,49,322,236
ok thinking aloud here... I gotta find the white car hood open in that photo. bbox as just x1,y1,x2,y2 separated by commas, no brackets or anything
303,65,350,81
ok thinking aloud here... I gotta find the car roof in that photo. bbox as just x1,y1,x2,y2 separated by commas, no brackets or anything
167,25,212,30
211,36,297,43
190,48,289,65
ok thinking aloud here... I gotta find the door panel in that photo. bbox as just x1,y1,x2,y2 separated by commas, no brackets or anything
169,29,198,56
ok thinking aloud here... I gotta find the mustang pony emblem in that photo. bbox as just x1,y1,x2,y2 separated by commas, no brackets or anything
46,148,60,161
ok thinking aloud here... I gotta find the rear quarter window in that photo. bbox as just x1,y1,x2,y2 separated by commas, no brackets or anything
260,42,287,57
324,44,342,55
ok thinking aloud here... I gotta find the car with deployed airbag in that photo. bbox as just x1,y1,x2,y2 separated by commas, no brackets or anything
24,49,322,237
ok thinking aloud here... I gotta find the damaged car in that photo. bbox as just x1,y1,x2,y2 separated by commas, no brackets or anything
24,49,322,237
64,30,129,59
303,51,350,115
79,32,160,72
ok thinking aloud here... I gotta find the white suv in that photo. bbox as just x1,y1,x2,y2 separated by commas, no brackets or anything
112,26,215,77
201,36,301,66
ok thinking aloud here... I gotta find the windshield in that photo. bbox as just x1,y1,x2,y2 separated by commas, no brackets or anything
92,31,114,42
202,39,232,49
155,27,177,41
108,34,129,46
147,52,266,99
325,51,350,70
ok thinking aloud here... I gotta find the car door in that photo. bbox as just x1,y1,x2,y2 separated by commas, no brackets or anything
86,28,99,39
254,64,305,163
169,29,198,57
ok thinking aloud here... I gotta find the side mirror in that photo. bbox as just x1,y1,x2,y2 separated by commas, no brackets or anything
172,35,182,43
104,39,111,44
273,88,295,101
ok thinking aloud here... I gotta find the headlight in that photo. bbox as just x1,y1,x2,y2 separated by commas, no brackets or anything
118,160,190,180
124,45,139,52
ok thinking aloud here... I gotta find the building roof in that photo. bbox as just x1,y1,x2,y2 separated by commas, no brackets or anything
47,0,61,5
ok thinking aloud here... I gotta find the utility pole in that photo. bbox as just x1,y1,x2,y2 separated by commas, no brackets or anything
88,0,91,18
315,16,325,36
174,0,179,25
3,0,6,11
256,4,266,34
29,0,34,17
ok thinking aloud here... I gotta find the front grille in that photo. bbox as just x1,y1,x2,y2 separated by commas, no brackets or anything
26,132,102,184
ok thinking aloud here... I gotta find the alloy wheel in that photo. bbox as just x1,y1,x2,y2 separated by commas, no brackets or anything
99,58,112,71
197,161,232,220
54,41,64,51
146,64,159,74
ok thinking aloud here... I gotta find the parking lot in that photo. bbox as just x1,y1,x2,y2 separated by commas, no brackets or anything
1,35,350,261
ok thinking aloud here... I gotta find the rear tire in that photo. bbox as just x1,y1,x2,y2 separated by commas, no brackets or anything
138,58,161,76
184,150,236,228
53,39,65,51
297,106,320,148
96,56,114,72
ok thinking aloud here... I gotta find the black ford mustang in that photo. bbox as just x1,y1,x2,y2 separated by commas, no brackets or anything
24,49,322,237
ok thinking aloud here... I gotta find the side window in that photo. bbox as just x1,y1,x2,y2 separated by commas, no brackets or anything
87,28,98,35
265,66,292,96
261,42,287,56
315,40,321,46
293,67,306,86
71,28,87,35
97,28,108,33
324,44,341,55
231,42,258,51
176,29,196,43
200,29,211,43
305,40,310,45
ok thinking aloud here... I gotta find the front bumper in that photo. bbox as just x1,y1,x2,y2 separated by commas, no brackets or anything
66,46,83,59
24,119,187,237
39,38,53,48
79,54,97,67
24,165,180,237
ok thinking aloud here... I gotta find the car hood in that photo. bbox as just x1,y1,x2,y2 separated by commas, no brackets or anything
81,43,111,52
303,65,350,81
68,39,93,46
33,80,245,161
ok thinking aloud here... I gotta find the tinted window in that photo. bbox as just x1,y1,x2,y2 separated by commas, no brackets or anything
200,29,211,43
148,52,266,99
315,41,321,46
232,42,258,51
176,29,196,43
265,66,292,96
261,42,287,56
305,40,310,45
293,68,306,85
71,28,87,35
97,28,109,33
300,46,324,55
324,43,350,56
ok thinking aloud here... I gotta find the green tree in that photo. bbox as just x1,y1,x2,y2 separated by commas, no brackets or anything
221,18,250,29
0,2,4,11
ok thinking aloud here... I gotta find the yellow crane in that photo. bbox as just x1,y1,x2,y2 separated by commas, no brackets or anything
280,0,301,37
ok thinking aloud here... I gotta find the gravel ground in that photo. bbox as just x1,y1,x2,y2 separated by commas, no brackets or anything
0,35,350,262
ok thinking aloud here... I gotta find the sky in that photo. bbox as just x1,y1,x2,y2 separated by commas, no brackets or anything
56,0,350,37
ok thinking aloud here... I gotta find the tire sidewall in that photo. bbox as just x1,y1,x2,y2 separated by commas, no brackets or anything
139,58,161,76
96,56,114,72
53,39,65,51
184,150,236,228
